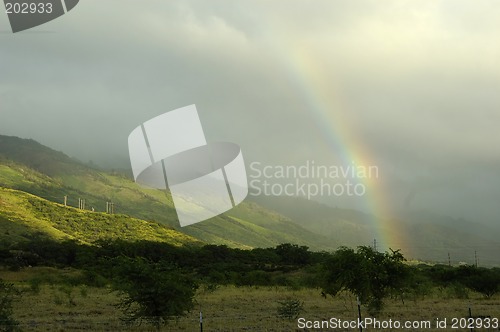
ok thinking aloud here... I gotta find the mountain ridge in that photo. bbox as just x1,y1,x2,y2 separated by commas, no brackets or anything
1,134,498,266
0,134,338,251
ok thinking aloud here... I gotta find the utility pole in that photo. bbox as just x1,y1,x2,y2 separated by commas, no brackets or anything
64,195,67,207
106,202,114,214
78,198,81,209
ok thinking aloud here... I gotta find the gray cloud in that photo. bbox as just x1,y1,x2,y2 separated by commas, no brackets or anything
1,0,499,223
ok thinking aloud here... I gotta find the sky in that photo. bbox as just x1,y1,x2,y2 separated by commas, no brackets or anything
1,0,499,224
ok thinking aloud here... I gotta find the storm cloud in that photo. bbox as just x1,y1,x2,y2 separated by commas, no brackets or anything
1,0,499,223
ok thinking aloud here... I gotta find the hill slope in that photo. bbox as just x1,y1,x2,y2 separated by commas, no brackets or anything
0,135,337,251
3,134,496,265
0,187,201,246
251,195,500,266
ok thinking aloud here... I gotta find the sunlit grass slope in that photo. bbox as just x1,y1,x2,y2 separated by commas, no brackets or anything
0,135,338,250
0,187,201,246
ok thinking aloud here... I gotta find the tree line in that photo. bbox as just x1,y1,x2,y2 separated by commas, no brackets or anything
0,238,499,330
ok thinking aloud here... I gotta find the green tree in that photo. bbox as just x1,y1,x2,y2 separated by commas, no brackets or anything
111,257,198,330
461,266,499,298
275,243,311,265
321,246,409,315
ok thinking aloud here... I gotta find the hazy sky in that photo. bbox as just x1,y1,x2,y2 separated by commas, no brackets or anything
1,0,499,223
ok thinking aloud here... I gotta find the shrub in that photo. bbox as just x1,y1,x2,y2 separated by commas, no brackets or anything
111,257,198,330
277,297,304,320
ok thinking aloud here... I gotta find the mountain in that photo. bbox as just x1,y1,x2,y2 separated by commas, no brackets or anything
1,134,498,265
250,195,376,247
395,210,500,266
0,135,338,251
251,195,500,266
0,135,83,176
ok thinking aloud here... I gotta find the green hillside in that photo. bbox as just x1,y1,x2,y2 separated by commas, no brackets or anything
0,187,201,246
4,134,494,264
0,135,337,251
0,135,84,176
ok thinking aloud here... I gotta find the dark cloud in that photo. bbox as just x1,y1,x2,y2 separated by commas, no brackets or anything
1,0,499,223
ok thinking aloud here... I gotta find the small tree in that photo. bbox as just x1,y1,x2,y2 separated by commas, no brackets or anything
461,266,499,298
321,246,409,315
275,243,311,265
111,257,197,330
277,297,304,320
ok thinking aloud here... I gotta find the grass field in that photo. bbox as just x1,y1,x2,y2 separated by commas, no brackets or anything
1,267,499,331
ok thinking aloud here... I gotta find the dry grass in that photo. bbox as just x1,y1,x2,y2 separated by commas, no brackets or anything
1,268,499,331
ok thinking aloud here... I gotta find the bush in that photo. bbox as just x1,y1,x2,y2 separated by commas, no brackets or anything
277,297,304,320
111,257,198,330
463,267,499,298
445,283,469,299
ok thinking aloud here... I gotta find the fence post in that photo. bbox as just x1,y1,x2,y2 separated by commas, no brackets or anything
468,304,473,332
357,296,362,332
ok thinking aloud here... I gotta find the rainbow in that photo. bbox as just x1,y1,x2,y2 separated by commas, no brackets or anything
273,40,410,255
